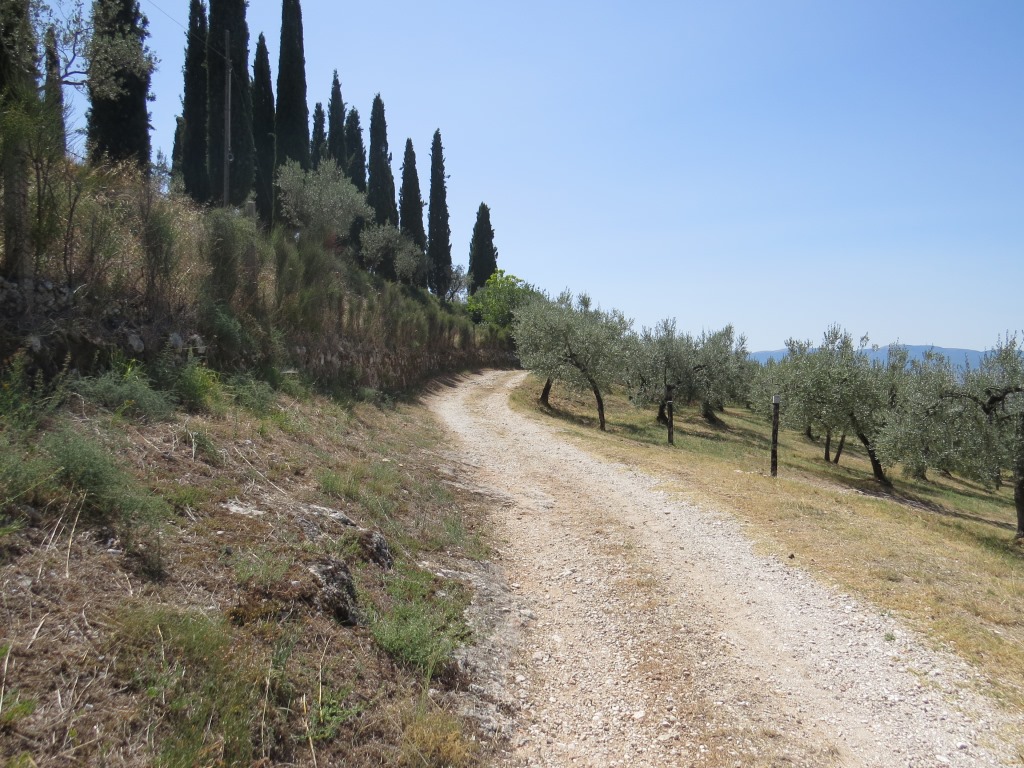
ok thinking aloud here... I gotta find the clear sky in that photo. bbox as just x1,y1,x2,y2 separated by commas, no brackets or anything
94,0,1024,351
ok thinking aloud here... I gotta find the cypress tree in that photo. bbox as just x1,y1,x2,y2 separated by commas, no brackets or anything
344,108,366,192
399,138,427,284
427,129,452,299
310,102,326,170
180,0,209,202
366,94,397,229
467,202,498,294
251,32,274,225
43,25,66,153
171,114,185,180
87,0,153,169
275,0,309,169
326,71,345,171
207,0,254,205
0,0,37,280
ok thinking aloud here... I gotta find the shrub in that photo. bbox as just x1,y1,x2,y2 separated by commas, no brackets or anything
172,359,224,415
74,361,174,421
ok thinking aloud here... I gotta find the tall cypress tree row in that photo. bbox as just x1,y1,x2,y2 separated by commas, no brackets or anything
366,94,397,228
326,71,345,171
427,129,452,299
467,202,498,294
207,0,255,205
310,102,326,170
87,0,153,169
180,0,209,202
344,108,366,192
275,0,309,169
251,32,275,225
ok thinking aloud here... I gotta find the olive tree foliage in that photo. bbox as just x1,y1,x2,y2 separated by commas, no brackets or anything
358,223,425,285
878,336,1024,538
513,291,632,431
626,320,750,426
875,350,968,480
751,325,903,484
466,269,537,332
275,159,372,246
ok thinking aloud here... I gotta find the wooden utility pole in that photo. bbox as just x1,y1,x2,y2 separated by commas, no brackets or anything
222,29,231,207
770,394,780,477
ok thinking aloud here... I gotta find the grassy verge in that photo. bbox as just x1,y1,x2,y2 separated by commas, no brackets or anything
511,375,1024,712
0,363,492,767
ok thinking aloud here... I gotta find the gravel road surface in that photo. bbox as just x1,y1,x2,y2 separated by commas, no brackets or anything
428,370,1019,768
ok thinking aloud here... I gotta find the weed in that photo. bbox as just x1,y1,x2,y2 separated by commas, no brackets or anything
114,606,259,766
309,685,362,741
41,426,170,576
74,362,173,421
0,432,60,511
234,548,291,589
228,374,277,415
181,425,222,466
318,468,361,502
0,350,65,431
398,700,478,767
173,359,225,415
0,691,37,726
164,484,208,514
370,565,470,677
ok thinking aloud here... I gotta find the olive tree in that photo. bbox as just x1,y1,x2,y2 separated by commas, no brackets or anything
513,291,632,430
879,336,1024,538
760,326,903,484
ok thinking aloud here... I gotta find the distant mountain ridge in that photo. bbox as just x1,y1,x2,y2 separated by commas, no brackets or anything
749,345,986,369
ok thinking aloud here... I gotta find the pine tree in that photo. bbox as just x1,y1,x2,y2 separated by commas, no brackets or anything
43,25,66,153
275,0,309,169
468,202,498,294
326,71,345,171
208,0,255,205
344,108,366,192
366,94,397,229
427,129,452,299
180,0,209,202
251,32,274,225
310,102,326,170
87,0,153,168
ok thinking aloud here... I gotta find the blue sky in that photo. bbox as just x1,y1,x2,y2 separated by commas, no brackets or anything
89,0,1024,351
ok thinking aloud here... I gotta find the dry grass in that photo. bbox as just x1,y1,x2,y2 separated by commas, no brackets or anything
0,379,493,767
511,375,1024,711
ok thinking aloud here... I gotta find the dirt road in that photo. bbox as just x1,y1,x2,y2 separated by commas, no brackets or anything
428,370,1017,768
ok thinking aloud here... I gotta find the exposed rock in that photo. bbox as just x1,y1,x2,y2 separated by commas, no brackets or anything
308,558,359,625
360,529,393,569
296,502,392,569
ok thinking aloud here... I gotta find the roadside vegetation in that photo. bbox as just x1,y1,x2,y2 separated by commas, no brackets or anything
0,363,493,767
510,375,1024,713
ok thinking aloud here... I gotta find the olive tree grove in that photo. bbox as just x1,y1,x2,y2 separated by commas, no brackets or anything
512,291,631,431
